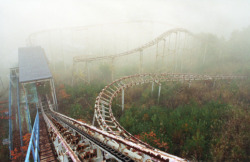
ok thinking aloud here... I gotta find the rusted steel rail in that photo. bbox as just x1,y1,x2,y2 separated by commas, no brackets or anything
93,73,247,147
40,100,81,162
42,96,133,161
47,99,186,161
71,27,199,84
39,114,57,162
43,73,246,162
45,98,135,161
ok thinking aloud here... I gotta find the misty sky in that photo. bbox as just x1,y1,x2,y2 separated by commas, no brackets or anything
0,0,250,69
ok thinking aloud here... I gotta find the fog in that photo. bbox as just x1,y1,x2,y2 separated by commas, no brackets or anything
0,0,250,86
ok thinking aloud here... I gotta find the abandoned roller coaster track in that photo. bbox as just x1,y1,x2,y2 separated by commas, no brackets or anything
93,73,247,147
9,24,247,161
71,27,200,84
35,73,246,162
43,95,187,161
73,28,193,62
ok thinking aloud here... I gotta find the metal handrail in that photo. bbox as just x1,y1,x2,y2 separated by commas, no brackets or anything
25,109,40,162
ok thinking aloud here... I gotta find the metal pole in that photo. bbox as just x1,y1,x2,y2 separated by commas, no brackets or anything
8,74,12,157
111,58,115,81
25,95,32,133
60,30,66,74
188,80,192,88
157,84,161,104
102,104,105,121
122,88,124,112
51,79,58,110
213,79,216,88
71,62,75,86
92,110,96,126
35,109,40,161
167,34,171,69
155,42,159,71
174,32,178,72
37,109,40,152
22,83,32,133
0,77,4,89
151,82,154,95
17,77,23,148
86,61,90,84
181,33,187,73
96,148,103,161
139,50,143,73
162,39,166,65
50,79,55,109
203,43,207,64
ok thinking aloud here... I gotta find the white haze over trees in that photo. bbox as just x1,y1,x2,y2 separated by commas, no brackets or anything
0,0,249,82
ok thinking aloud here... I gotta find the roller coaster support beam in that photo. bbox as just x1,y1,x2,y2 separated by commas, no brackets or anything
50,78,58,110
102,104,105,121
49,79,55,109
71,62,75,86
53,78,58,111
86,61,90,83
8,74,12,158
188,80,192,88
174,32,178,72
158,83,161,104
155,42,159,71
121,88,124,112
151,82,154,95
139,50,143,73
92,110,96,126
25,95,32,133
111,58,115,81
22,84,32,133
162,39,166,65
0,77,4,89
17,77,23,149
203,43,207,64
213,79,216,88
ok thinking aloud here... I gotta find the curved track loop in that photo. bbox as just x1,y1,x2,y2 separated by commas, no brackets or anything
73,28,193,62
94,73,247,144
48,100,187,161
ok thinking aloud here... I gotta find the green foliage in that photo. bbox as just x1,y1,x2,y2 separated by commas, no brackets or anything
36,81,51,95
54,26,250,161
57,81,105,123
120,100,249,161
98,63,112,82
69,103,83,118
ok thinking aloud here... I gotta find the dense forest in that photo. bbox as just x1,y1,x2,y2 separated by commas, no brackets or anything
56,27,250,161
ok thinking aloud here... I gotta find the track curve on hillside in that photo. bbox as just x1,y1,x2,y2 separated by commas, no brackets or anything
94,73,246,146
